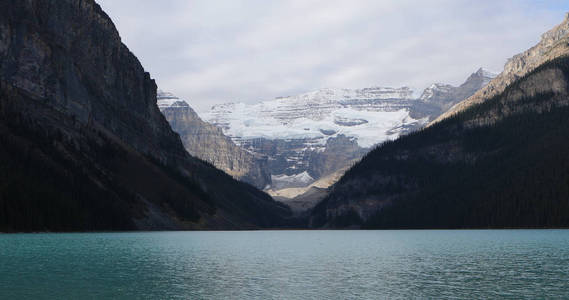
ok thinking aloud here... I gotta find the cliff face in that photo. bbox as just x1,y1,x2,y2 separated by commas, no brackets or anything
0,0,184,163
311,53,569,228
157,91,270,189
0,0,291,231
433,13,569,124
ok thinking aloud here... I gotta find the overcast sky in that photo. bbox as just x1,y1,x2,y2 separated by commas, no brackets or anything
97,0,569,112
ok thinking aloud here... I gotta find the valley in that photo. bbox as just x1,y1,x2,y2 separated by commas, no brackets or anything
3,2,569,299
159,69,496,211
0,0,568,231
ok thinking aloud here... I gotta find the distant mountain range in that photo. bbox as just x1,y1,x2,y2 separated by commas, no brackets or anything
191,69,493,202
158,69,495,211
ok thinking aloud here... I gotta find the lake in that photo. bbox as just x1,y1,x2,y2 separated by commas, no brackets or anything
1,230,568,299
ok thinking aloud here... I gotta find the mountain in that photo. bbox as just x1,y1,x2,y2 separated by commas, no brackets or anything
433,12,569,124
202,71,494,206
418,68,496,115
203,87,420,199
311,17,569,229
0,0,291,231
157,91,270,189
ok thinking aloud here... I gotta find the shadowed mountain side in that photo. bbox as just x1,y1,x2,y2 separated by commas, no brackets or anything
0,0,294,231
311,55,569,229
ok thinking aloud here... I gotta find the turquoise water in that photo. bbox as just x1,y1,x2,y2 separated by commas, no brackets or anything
1,230,568,299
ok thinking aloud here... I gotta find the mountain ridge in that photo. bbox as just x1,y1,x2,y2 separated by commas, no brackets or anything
432,13,569,124
198,68,494,204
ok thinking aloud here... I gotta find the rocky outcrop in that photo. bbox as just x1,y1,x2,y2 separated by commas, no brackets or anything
0,0,291,231
157,91,270,188
306,134,367,179
432,13,569,124
416,68,496,116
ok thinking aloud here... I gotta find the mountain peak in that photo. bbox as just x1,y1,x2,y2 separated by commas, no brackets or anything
157,89,177,99
156,90,191,109
474,68,497,79
419,69,495,109
468,68,497,87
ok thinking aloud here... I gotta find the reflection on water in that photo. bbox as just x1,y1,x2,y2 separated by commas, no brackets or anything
1,230,568,298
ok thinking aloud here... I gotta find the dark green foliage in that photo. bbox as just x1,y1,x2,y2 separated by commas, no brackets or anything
0,112,137,231
363,107,569,228
315,55,569,229
331,209,363,228
0,85,212,231
0,87,294,231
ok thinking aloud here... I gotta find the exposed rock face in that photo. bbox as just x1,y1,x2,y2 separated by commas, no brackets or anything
432,13,569,124
0,0,291,231
418,68,496,115
0,0,182,162
157,91,270,188
204,87,422,195
202,71,493,204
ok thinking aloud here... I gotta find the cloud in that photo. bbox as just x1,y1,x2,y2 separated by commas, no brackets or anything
96,0,569,111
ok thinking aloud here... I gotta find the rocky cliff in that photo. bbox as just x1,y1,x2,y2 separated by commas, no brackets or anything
432,13,569,124
157,91,270,188
0,0,291,231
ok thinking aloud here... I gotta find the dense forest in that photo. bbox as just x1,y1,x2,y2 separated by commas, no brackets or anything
311,55,569,228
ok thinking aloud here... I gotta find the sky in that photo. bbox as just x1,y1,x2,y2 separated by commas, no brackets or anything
96,0,569,112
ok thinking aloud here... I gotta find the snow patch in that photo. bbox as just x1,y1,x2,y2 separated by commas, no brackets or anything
157,90,191,109
203,86,420,148
271,171,315,189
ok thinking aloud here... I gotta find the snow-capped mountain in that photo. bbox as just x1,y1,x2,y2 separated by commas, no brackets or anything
157,90,188,108
205,87,421,149
200,69,495,195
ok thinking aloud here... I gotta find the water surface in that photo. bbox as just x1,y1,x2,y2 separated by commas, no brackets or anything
1,230,568,299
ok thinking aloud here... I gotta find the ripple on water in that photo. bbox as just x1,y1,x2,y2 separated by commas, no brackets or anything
1,230,569,299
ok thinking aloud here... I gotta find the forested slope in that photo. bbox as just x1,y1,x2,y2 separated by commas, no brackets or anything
311,56,569,229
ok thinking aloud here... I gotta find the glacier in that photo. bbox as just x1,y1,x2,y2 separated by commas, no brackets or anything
165,68,495,195
203,87,425,149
